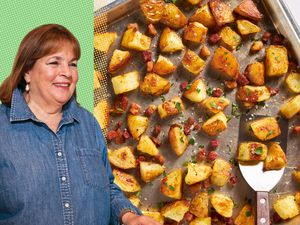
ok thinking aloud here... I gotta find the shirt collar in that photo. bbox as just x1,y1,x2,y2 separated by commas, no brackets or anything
10,88,80,123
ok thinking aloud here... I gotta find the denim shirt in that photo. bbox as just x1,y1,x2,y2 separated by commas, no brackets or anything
0,88,140,225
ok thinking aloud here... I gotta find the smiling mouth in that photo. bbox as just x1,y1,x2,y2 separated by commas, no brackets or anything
53,83,70,87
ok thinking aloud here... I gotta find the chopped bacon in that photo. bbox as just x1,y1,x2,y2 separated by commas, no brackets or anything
229,175,237,186
122,129,131,139
224,217,234,225
136,155,146,167
184,117,195,135
107,130,118,142
262,31,271,43
144,104,157,117
237,73,250,86
148,23,157,36
267,86,280,96
210,139,219,149
154,154,165,165
180,81,188,91
152,124,162,137
202,179,211,189
142,50,152,63
115,120,123,129
129,102,142,115
184,212,194,222
209,33,221,44
271,34,285,45
224,80,237,90
146,61,154,72
293,126,300,134
212,88,223,97
110,95,128,114
115,128,125,144
197,148,206,161
288,60,298,70
208,151,218,161
193,124,201,131
150,136,161,147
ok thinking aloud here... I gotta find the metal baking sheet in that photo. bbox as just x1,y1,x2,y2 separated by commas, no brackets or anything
94,0,300,224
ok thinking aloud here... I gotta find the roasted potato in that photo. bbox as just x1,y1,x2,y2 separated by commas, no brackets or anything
293,170,300,184
121,26,151,51
182,49,206,75
250,41,264,53
190,192,209,218
113,169,141,193
157,96,184,119
189,217,211,225
94,69,105,82
183,78,207,103
111,71,140,95
200,45,211,59
189,4,216,28
285,71,300,93
265,45,288,77
94,32,117,53
137,135,159,156
234,204,255,225
236,19,261,35
161,200,189,222
141,210,164,224
128,195,140,207
249,117,281,141
273,195,300,220
211,46,240,80
140,161,165,183
211,158,232,187
209,0,235,27
236,85,270,103
234,0,263,21
295,192,300,205
279,95,300,119
159,27,184,53
108,49,131,74
94,71,101,89
140,0,165,23
210,192,234,218
237,142,268,161
153,55,176,76
108,146,136,169
185,163,212,185
202,112,227,136
219,26,242,50
160,3,188,29
201,97,230,115
93,100,110,129
187,0,201,5
168,124,189,156
183,22,208,44
140,73,171,96
161,168,183,199
127,114,149,140
264,142,287,170
244,61,265,86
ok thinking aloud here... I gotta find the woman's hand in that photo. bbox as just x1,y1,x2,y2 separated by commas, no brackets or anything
122,212,161,225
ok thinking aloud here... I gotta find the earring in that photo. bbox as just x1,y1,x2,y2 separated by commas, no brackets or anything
25,83,30,92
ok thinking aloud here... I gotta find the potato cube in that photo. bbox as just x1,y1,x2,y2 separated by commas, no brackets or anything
202,112,227,136
200,45,211,59
157,96,184,119
249,117,281,141
244,62,265,86
185,163,212,185
140,73,171,96
292,170,300,184
236,85,270,103
111,71,139,95
211,159,232,187
159,27,184,53
187,0,201,5
113,169,141,193
285,71,300,93
168,124,189,156
161,168,183,199
183,78,207,103
128,195,140,207
211,46,240,80
190,192,209,218
108,146,136,169
121,27,151,51
201,97,230,114
108,49,131,74
189,4,216,28
190,217,211,225
295,192,300,205
141,210,164,224
234,204,255,225
210,192,234,218
234,0,263,21
127,114,149,140
153,55,177,76
209,0,235,27
250,41,264,53
94,32,117,53
280,95,300,119
236,19,261,35
265,45,288,77
273,195,300,220
161,200,189,222
94,100,110,129
137,135,159,156
140,161,165,183
140,0,164,23
264,142,287,170
237,142,268,161
183,22,208,44
182,49,206,75
219,26,242,50
160,3,188,29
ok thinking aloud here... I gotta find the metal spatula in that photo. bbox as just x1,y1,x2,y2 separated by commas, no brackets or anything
238,114,289,225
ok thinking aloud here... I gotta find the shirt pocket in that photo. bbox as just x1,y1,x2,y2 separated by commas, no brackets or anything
76,148,110,190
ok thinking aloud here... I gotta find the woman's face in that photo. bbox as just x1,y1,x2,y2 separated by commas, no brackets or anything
25,43,78,109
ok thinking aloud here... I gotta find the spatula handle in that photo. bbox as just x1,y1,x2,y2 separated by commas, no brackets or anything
257,191,270,225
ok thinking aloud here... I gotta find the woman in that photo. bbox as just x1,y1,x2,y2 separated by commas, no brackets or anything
0,24,160,225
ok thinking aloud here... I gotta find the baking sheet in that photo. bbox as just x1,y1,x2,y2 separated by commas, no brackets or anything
94,0,300,224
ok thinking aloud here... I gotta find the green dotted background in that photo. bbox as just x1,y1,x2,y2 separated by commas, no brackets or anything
0,0,94,112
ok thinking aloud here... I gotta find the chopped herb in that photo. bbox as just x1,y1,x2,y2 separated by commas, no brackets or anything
162,171,167,177
206,87,213,96
160,95,165,102
236,43,243,50
276,116,281,121
210,101,217,109
180,136,184,143
199,144,205,148
191,155,197,163
226,115,232,122
245,211,252,217
136,191,141,197
224,51,228,55
175,102,182,113
186,84,191,90
272,187,277,193
183,161,189,167
196,88,201,93
266,130,274,138
169,185,175,191
255,57,264,62
149,182,153,186
231,103,240,117
115,107,124,112
248,126,253,132
208,187,215,194
227,144,232,153
204,114,210,120
164,0,176,3
257,101,265,107
229,158,238,166
255,147,263,155
246,88,250,96
189,138,195,145
157,202,164,209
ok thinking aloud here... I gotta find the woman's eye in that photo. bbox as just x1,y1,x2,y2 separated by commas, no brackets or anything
48,61,58,65
70,63,77,67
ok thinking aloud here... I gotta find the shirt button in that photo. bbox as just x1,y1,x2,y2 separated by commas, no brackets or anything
57,152,62,157
61,176,67,181
64,203,70,208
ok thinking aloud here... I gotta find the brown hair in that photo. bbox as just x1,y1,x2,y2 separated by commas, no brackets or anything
0,24,81,106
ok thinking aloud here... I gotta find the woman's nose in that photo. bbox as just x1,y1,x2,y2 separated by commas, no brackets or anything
60,63,71,77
